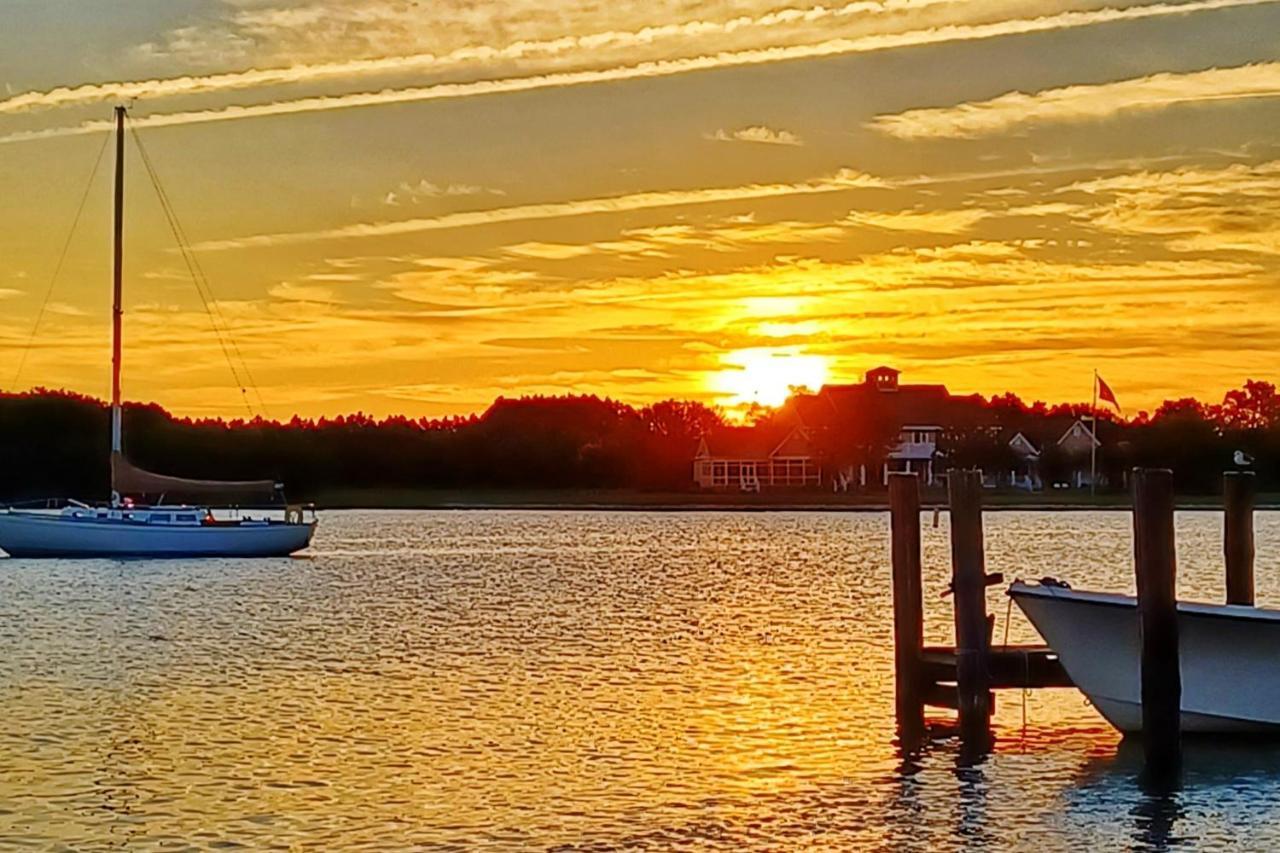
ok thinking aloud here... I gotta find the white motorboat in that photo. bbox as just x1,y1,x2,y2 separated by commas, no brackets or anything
1010,580,1280,735
0,107,315,559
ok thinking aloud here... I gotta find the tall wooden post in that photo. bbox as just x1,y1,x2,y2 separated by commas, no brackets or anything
1225,471,1256,607
1132,468,1180,776
948,469,990,743
890,472,924,736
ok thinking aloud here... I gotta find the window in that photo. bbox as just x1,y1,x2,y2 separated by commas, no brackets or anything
150,513,171,524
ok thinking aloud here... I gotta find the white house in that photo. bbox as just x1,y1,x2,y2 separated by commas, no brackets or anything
1056,417,1103,488
883,424,944,486
692,424,821,491
1006,431,1043,490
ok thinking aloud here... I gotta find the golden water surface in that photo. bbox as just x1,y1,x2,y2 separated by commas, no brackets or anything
2,510,1279,849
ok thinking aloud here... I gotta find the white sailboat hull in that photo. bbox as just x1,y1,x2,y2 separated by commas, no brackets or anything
1010,582,1280,734
0,510,315,558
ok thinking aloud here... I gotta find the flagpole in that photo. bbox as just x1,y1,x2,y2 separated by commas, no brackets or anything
1090,369,1098,497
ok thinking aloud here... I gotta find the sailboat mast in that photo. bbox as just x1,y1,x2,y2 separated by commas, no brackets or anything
110,106,125,494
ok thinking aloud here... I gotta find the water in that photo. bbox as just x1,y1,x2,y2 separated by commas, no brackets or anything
1,510,1278,850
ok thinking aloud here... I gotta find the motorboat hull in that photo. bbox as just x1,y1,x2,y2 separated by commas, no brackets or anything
0,511,315,558
1010,581,1280,735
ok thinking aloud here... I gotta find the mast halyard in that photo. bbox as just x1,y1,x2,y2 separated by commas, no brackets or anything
110,106,125,503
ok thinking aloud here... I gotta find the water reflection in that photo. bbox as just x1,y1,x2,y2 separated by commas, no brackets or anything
0,510,1276,848
1066,739,1280,850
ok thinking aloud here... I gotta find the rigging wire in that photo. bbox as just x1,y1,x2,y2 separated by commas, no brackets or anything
11,132,112,389
128,123,268,419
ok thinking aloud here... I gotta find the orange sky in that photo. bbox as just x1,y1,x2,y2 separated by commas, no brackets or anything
1,0,1278,418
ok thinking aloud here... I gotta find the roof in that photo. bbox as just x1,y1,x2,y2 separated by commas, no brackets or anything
814,381,954,427
1005,430,1041,457
697,424,811,460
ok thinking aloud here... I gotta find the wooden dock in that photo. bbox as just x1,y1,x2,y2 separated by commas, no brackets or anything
890,470,1076,741
890,466,1259,779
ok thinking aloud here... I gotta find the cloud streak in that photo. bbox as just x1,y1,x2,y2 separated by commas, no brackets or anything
711,125,804,145
1,0,1268,146
5,0,960,115
870,61,1280,139
192,169,889,250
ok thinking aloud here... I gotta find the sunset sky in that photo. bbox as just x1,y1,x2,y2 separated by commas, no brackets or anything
1,0,1277,419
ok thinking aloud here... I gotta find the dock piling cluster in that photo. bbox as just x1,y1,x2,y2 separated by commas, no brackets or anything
890,467,1258,769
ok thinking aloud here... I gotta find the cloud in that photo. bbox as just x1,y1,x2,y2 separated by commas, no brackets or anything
9,232,1272,416
501,217,846,263
869,61,1280,139
1064,160,1280,255
190,168,889,250
45,302,87,317
711,125,804,146
384,179,505,206
845,207,989,233
503,242,601,260
267,281,344,304
1,0,1266,146
113,0,958,97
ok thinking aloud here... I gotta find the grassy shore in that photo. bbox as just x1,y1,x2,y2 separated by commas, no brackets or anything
310,488,1280,511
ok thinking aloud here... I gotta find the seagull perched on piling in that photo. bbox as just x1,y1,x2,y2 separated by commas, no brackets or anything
1234,450,1255,467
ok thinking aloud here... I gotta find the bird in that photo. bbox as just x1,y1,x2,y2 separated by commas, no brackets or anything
1233,450,1255,467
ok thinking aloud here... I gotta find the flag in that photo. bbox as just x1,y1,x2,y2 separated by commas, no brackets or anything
1097,375,1120,410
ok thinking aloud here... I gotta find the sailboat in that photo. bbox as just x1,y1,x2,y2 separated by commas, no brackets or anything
0,107,316,558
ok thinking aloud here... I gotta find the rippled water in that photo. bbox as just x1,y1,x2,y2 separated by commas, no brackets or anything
2,510,1279,849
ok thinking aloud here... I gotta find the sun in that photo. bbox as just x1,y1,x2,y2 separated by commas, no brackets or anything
714,348,831,410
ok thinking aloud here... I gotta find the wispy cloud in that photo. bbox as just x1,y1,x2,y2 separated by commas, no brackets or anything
267,281,345,304
192,168,889,251
1066,160,1280,255
6,0,962,114
503,217,846,263
710,125,804,146
846,207,989,233
384,179,506,206
870,61,1280,139
1,0,1267,146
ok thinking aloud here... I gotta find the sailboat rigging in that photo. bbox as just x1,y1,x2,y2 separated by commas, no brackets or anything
0,107,316,558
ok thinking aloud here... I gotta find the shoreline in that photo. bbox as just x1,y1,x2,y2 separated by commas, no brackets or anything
309,489,1280,512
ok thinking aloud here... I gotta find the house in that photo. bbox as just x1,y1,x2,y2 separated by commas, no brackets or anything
794,366,959,489
1055,417,1104,489
995,419,1113,491
691,365,1124,493
692,423,821,491
1004,430,1043,490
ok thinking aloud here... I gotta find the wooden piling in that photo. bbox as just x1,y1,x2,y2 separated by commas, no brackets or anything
1132,468,1180,774
947,468,990,743
890,472,924,735
1224,471,1256,607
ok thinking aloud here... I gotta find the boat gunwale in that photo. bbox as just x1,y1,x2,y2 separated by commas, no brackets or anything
1009,581,1280,625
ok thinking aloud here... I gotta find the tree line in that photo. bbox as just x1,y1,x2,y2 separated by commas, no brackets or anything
0,390,723,502
939,381,1279,492
0,380,1276,502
